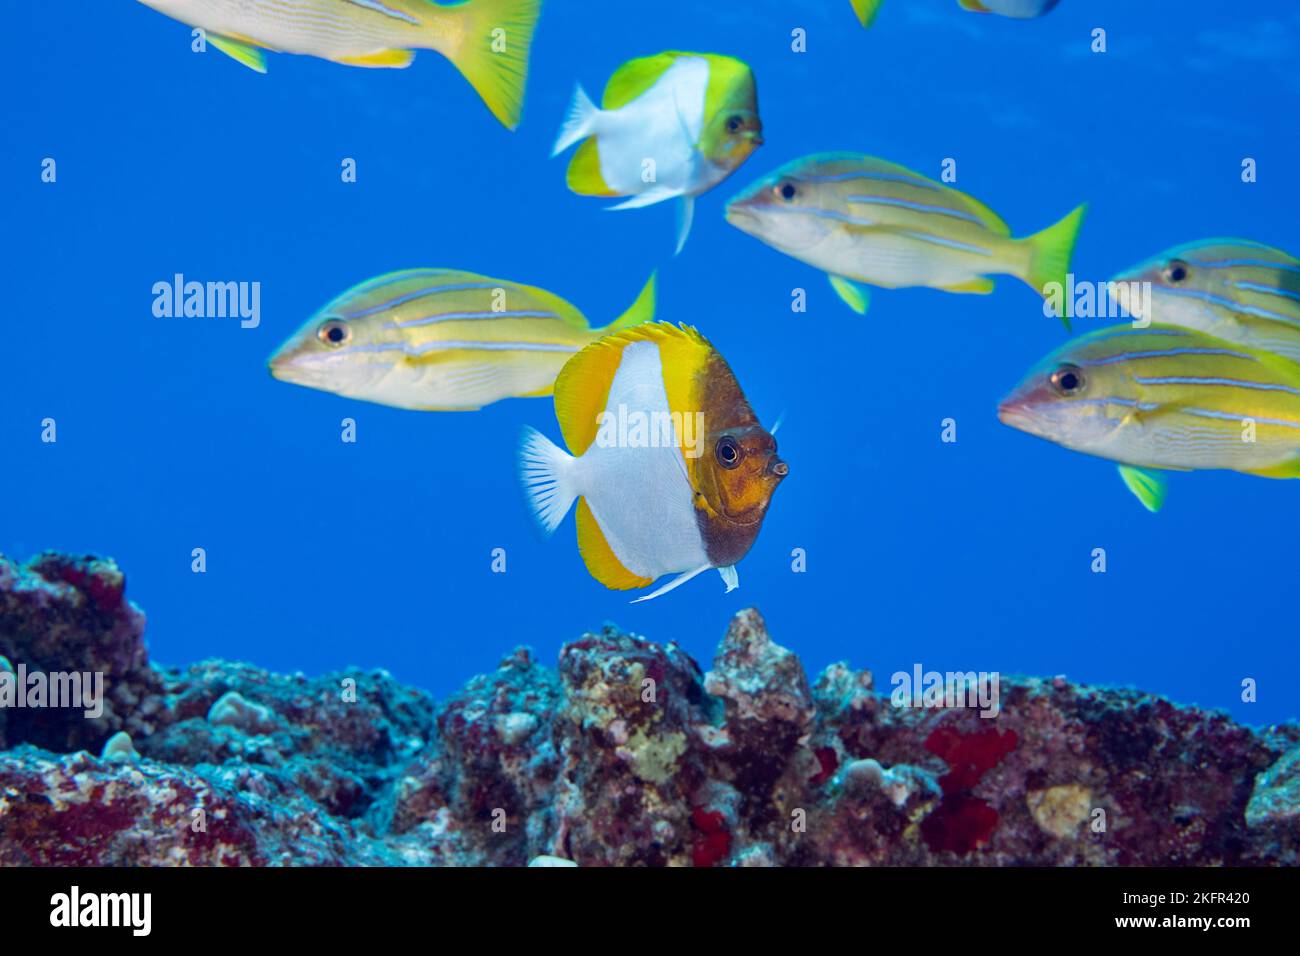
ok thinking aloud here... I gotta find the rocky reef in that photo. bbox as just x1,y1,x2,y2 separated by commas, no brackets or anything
1,551,1297,866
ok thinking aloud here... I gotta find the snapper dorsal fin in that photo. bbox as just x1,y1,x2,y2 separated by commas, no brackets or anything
553,321,713,456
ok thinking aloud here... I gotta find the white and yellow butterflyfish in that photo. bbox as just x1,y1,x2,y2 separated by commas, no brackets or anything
521,322,788,602
552,51,764,254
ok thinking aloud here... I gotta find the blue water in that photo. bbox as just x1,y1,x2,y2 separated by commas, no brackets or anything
3,1,1297,727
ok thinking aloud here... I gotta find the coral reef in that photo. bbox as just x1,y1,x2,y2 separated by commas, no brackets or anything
1,551,1297,866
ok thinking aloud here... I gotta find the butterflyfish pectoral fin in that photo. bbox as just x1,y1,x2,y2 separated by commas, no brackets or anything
718,565,739,593
331,49,416,68
208,34,268,73
674,196,696,255
606,188,683,211
630,565,712,603
828,275,871,315
1117,465,1167,513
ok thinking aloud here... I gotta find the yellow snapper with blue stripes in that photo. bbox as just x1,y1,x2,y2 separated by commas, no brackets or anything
268,269,655,410
850,0,1060,27
725,153,1086,319
999,325,1300,512
551,51,763,254
135,0,540,129
1109,239,1300,365
521,322,786,602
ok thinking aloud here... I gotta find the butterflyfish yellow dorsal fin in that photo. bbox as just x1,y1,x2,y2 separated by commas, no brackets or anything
601,52,684,110
553,321,713,456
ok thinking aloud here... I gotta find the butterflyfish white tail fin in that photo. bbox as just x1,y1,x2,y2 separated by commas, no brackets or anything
520,427,579,534
629,564,712,603
552,83,599,156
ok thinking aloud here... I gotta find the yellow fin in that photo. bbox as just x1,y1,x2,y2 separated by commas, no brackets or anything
1117,465,1166,512
576,498,654,590
598,272,657,333
957,0,992,11
566,138,617,196
437,0,541,130
828,275,871,314
332,49,415,68
602,52,682,110
1022,203,1088,323
942,277,996,294
1246,459,1300,478
850,0,886,27
208,34,267,73
554,322,711,456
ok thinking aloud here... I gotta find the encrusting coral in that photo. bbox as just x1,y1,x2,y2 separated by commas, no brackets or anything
1,551,1297,866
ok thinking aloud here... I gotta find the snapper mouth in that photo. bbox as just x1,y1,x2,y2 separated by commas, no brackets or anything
997,396,1045,437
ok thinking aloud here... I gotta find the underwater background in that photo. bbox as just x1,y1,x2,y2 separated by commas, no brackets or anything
3,0,1297,729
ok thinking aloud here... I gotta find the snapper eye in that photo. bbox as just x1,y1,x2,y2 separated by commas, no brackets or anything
715,436,742,469
317,319,351,347
774,181,798,202
1162,259,1190,284
1050,363,1086,396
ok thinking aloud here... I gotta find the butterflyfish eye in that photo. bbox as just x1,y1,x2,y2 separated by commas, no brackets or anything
716,436,742,469
775,181,798,202
1050,363,1086,396
1163,259,1190,284
727,115,742,133
317,319,350,347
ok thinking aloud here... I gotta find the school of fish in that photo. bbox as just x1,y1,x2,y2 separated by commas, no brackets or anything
123,0,1296,596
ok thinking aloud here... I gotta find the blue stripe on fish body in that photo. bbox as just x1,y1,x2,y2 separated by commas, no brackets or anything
1135,375,1300,396
346,283,508,319
341,0,421,25
384,309,562,329
1089,346,1258,366
844,193,986,226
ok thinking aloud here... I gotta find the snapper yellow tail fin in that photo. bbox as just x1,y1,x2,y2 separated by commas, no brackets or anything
438,0,541,130
1022,202,1087,327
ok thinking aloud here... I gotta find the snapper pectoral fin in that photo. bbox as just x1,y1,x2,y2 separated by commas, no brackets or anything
1117,465,1167,512
330,49,416,68
828,275,871,315
208,34,268,73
